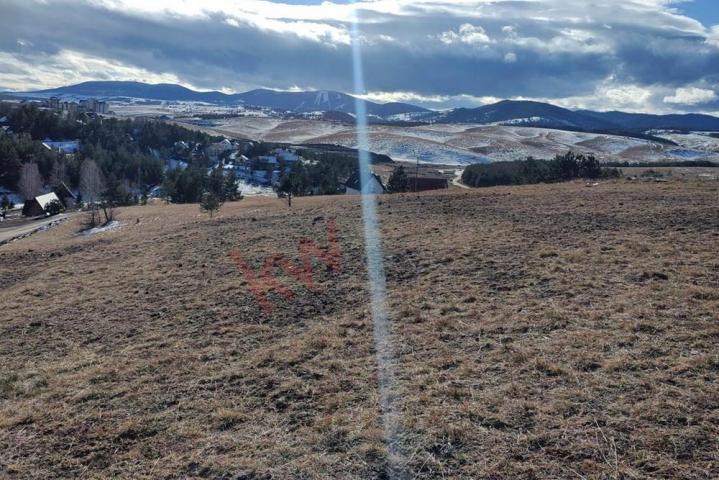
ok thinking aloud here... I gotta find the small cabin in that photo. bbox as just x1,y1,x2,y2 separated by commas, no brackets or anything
22,192,62,217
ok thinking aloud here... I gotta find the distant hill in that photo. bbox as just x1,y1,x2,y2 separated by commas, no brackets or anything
27,81,231,103
435,100,719,132
438,100,618,130
576,110,719,131
14,81,719,132
21,81,429,119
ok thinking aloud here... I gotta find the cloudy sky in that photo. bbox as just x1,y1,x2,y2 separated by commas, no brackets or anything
1,0,719,113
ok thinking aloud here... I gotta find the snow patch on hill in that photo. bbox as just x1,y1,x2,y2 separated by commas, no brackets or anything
194,118,719,166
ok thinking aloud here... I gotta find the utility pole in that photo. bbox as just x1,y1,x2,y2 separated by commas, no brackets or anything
415,157,419,193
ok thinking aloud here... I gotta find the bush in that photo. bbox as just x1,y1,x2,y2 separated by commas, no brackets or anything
44,199,63,216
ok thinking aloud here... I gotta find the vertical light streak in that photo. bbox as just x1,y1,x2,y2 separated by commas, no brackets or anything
350,5,407,479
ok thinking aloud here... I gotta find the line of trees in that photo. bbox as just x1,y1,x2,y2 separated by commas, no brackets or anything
461,152,621,188
276,153,359,198
604,160,718,168
160,167,240,204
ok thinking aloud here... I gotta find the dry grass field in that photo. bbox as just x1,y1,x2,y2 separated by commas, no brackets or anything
1,179,718,479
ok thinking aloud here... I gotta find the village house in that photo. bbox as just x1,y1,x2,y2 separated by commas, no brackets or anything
206,139,234,161
345,171,387,195
54,182,77,208
22,192,62,217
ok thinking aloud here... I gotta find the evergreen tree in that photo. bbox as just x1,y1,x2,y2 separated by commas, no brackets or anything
206,167,225,198
200,191,223,218
223,169,241,201
387,165,410,193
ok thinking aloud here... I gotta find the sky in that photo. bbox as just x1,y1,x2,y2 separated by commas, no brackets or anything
1,0,719,114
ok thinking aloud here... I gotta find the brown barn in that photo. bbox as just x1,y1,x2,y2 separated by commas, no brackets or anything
412,175,449,192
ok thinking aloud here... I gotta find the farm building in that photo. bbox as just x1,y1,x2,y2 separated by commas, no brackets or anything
412,175,450,191
22,192,62,217
54,182,77,208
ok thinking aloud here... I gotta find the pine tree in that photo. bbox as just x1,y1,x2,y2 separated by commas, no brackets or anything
387,165,410,193
223,169,241,201
200,191,223,218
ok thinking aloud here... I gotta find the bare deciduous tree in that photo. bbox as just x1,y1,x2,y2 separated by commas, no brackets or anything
49,159,67,188
79,159,105,204
18,163,42,201
79,160,106,228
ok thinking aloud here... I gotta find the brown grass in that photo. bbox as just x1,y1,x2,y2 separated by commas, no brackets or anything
1,179,718,478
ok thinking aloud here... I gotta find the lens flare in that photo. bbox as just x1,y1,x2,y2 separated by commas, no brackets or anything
350,5,407,479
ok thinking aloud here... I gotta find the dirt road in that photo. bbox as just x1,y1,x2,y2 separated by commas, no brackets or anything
452,168,469,188
0,213,75,244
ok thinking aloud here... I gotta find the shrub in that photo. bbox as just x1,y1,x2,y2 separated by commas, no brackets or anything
44,199,63,216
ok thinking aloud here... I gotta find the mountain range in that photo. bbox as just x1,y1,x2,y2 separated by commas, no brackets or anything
10,81,719,132
18,81,429,119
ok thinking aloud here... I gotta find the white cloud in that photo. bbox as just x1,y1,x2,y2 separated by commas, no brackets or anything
0,49,186,91
439,24,491,45
359,91,503,109
533,78,662,112
709,26,719,47
503,27,612,55
504,52,517,63
664,87,717,105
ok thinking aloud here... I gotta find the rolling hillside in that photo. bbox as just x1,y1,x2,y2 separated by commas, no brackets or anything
183,117,719,165
2,180,718,478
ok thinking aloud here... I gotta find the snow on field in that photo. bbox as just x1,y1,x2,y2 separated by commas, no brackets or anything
237,180,275,197
81,221,122,236
188,117,719,166
652,132,719,156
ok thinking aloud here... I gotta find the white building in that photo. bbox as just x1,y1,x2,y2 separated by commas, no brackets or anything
345,171,386,195
42,139,81,154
